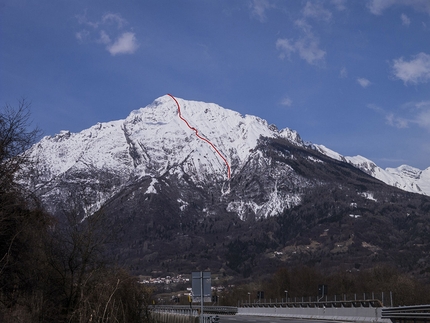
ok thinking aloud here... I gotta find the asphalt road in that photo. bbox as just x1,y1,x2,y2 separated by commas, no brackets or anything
216,315,344,323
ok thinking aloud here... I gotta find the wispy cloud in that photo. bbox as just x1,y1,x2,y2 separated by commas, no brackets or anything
414,101,430,129
249,0,274,22
75,12,138,56
280,96,293,107
97,30,111,44
357,77,371,88
386,113,409,128
391,52,430,85
303,1,332,21
276,35,326,66
331,0,347,11
401,13,411,26
75,30,90,42
276,39,295,60
339,67,348,78
102,13,127,29
369,101,430,131
276,17,326,66
367,0,430,15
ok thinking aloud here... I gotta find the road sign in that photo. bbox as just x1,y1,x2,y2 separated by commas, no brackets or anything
192,271,211,303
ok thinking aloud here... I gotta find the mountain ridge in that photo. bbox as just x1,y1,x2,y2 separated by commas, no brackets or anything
26,95,430,204
314,145,430,196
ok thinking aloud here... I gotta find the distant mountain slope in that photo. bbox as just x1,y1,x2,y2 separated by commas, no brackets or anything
314,145,430,196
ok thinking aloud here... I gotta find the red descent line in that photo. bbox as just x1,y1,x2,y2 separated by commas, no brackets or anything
167,93,231,180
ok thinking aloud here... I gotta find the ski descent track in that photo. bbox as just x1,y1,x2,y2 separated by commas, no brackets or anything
167,94,231,180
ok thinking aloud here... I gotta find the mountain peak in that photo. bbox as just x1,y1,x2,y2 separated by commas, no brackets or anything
22,95,430,216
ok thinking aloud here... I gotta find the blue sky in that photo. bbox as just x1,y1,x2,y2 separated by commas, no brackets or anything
1,0,430,170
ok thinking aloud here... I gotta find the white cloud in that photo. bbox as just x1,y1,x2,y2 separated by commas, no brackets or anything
97,30,111,44
417,107,430,129
76,11,99,28
357,78,371,88
280,97,293,107
249,0,273,22
276,18,326,66
276,36,326,65
331,0,347,11
75,12,138,56
75,30,90,42
303,1,332,21
415,101,430,129
295,18,313,34
295,36,326,65
107,32,139,56
367,0,430,15
102,13,127,29
386,113,409,128
339,67,348,78
401,13,411,26
276,39,295,60
392,52,430,84
371,101,430,131
367,0,397,15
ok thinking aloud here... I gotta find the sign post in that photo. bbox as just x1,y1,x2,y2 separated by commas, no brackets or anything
192,272,211,322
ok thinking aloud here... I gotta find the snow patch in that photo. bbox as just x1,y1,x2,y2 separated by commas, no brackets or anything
359,191,377,201
145,178,158,194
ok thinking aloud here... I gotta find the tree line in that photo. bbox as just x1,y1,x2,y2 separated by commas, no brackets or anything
0,101,154,322
219,264,430,307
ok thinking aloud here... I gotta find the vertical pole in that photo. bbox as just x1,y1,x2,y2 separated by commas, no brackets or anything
390,291,393,307
200,271,203,323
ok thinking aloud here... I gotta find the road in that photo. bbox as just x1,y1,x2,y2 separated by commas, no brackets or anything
216,315,343,323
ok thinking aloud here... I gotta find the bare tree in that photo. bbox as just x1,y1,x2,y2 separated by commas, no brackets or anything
0,100,50,322
0,99,41,192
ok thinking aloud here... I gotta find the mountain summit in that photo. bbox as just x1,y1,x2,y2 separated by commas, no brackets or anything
23,95,305,215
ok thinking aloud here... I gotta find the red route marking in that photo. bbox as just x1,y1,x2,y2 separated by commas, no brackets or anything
167,93,231,180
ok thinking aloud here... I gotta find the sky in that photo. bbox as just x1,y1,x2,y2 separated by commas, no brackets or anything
1,0,430,170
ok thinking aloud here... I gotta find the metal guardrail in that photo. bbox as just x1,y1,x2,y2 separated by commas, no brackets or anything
152,305,238,315
382,305,430,322
242,299,383,308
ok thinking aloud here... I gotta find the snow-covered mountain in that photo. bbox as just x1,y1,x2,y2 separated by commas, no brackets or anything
19,95,430,278
22,95,304,217
21,95,429,220
314,145,430,196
